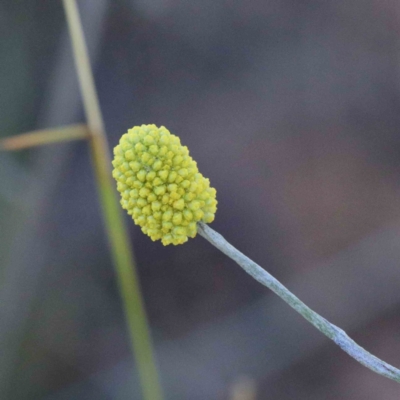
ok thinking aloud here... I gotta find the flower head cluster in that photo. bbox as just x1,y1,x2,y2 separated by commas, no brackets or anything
112,125,217,245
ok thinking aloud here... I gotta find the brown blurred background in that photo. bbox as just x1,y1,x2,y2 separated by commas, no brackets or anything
1,0,400,399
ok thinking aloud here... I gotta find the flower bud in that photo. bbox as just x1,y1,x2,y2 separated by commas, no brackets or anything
112,124,217,245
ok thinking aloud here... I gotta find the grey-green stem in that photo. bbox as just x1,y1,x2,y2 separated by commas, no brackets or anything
197,222,400,383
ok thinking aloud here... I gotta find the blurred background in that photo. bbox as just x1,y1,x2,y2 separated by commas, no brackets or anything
1,0,400,399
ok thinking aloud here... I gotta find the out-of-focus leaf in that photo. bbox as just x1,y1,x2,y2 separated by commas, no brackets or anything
0,124,89,151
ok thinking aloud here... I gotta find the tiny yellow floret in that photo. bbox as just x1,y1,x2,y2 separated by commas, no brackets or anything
112,124,217,245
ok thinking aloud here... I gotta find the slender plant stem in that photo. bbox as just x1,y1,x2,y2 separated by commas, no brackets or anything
197,222,400,383
0,124,89,151
62,1,163,399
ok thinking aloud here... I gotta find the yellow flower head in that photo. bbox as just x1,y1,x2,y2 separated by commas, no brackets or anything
112,125,217,245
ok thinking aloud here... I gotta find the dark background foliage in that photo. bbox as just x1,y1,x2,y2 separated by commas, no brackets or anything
1,0,400,399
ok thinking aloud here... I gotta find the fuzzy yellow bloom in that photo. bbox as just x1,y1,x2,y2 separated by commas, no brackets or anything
112,124,217,245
